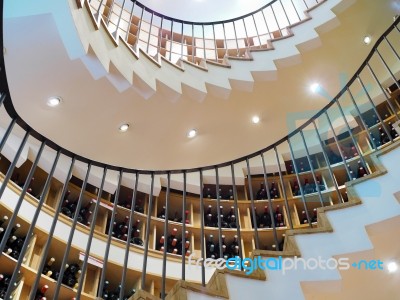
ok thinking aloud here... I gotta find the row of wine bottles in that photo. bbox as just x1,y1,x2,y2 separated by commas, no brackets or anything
111,216,144,246
101,280,136,300
291,177,326,196
0,273,50,300
251,205,285,228
157,207,190,224
206,234,239,259
157,228,191,256
41,257,81,288
255,182,280,200
204,205,237,228
0,215,28,262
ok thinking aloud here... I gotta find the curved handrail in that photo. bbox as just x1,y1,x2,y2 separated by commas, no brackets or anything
88,0,325,64
1,17,399,174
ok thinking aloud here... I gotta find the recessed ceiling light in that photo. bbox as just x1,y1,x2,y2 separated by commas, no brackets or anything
47,97,61,107
363,35,371,45
187,129,197,138
252,116,260,124
387,261,398,273
310,83,320,93
119,123,130,132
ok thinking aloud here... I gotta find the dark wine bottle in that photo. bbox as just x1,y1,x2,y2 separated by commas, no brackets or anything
34,284,49,300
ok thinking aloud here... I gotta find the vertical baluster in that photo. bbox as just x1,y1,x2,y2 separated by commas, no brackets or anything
212,25,218,62
76,167,108,300
0,93,6,107
357,75,393,142
4,141,47,299
119,171,139,299
5,146,61,299
0,118,16,152
192,24,195,63
126,1,136,42
113,0,126,39
289,0,301,22
0,130,30,204
136,6,145,47
97,170,123,298
230,163,243,268
299,130,325,207
273,146,293,229
181,171,187,280
202,25,206,60
347,87,378,150
279,0,291,25
383,36,400,61
324,111,352,180
93,0,106,21
252,14,262,49
222,23,228,57
169,21,174,61
261,9,272,40
287,139,312,226
302,0,309,10
260,152,279,248
215,167,223,258
158,17,164,56
375,48,400,90
53,163,92,300
146,12,154,53
366,62,399,121
141,172,155,289
312,121,343,203
232,21,240,56
161,172,170,300
29,156,76,300
105,0,115,26
242,19,249,51
199,170,206,286
180,22,184,60
270,4,283,37
246,158,260,249
335,100,370,173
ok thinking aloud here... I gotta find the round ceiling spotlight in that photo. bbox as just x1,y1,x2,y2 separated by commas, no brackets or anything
119,123,130,132
387,261,398,273
252,116,260,124
46,97,62,107
187,129,197,138
310,83,320,93
363,35,372,45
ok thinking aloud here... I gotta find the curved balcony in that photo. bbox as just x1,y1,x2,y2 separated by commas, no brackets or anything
0,5,399,300
87,0,325,66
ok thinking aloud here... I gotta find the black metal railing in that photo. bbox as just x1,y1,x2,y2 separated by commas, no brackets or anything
0,2,399,299
87,0,324,65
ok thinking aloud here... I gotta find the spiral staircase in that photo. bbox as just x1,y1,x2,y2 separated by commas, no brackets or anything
1,0,400,299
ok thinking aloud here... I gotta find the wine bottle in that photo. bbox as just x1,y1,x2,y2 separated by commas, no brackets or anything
292,181,300,196
157,206,166,219
259,206,271,228
42,257,55,277
311,208,318,223
34,284,49,300
256,183,267,200
270,182,279,198
357,161,367,178
279,234,285,251
301,211,308,225
206,234,216,258
0,215,9,227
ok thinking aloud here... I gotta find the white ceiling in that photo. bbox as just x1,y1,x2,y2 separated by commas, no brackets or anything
3,0,399,171
137,0,269,22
